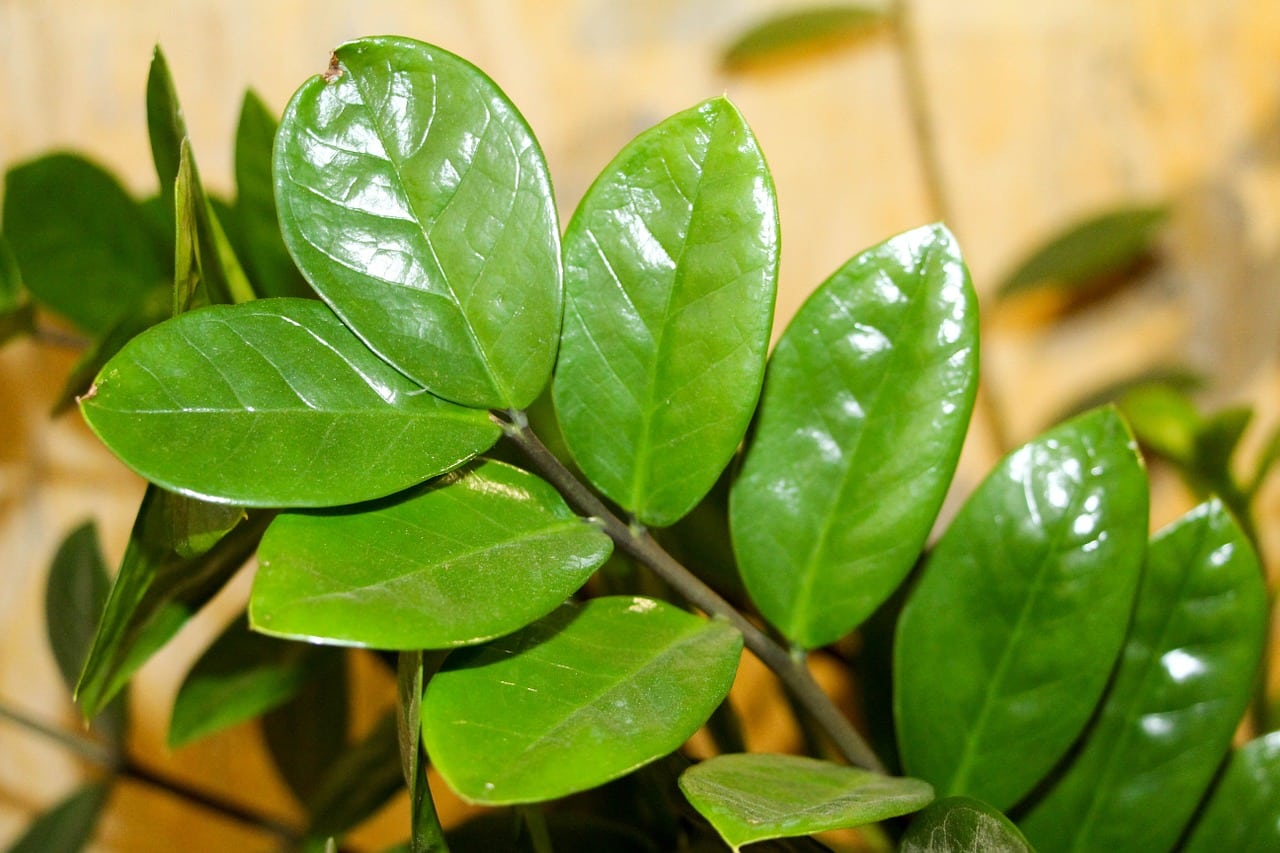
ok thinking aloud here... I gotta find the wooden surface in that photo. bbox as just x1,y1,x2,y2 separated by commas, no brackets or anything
2,1,1278,848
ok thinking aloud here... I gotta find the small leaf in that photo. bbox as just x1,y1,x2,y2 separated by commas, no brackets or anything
731,224,978,648
263,648,349,806
894,407,1149,810
173,139,255,310
146,46,187,209
0,235,34,346
395,651,449,853
554,97,778,527
80,299,500,507
1182,731,1280,853
721,6,888,71
1018,500,1267,852
251,459,610,648
679,753,933,851
1117,381,1201,463
304,711,405,839
422,596,742,804
276,36,563,410
899,797,1032,853
6,782,110,853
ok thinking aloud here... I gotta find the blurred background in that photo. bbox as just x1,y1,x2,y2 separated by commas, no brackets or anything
2,1,1278,849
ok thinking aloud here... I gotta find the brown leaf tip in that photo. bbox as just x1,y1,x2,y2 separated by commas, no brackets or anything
76,383,98,404
323,52,343,84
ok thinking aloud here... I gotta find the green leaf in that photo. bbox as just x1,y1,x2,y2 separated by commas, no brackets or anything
899,796,1032,853
1182,731,1280,853
3,153,166,333
75,488,264,718
894,407,1149,810
998,205,1168,297
147,45,187,210
730,224,978,648
6,782,110,853
263,648,349,806
396,651,449,853
422,596,742,804
0,235,34,346
721,6,888,70
251,459,610,648
554,97,778,527
80,298,500,507
678,753,933,851
275,36,562,410
1018,499,1266,852
173,139,255,310
1117,381,1201,463
304,711,405,839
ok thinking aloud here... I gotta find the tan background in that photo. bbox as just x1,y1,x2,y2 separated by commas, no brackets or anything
2,0,1279,849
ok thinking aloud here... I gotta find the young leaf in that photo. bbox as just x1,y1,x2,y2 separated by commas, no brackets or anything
554,97,778,527
263,648,349,806
251,459,612,649
1182,731,1280,853
422,596,743,804
303,711,405,840
731,224,978,648
894,407,1149,810
678,753,933,851
6,782,110,853
721,6,888,70
1018,499,1266,852
899,797,1032,853
146,45,187,210
275,36,562,410
79,299,500,507
173,138,255,310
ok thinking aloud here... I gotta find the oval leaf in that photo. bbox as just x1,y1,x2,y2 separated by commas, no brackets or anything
250,459,612,649
679,753,933,851
1182,731,1280,853
554,97,778,527
1019,499,1267,852
79,298,499,507
422,596,742,804
894,407,1149,810
275,36,562,410
722,6,887,70
731,224,978,648
900,797,1032,853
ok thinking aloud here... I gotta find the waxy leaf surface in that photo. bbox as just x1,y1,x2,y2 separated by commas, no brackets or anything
80,299,499,507
1019,500,1266,852
678,753,933,851
1183,732,1280,853
276,36,562,410
251,459,612,649
900,797,1032,853
422,596,742,804
731,224,977,648
555,97,778,527
894,407,1149,810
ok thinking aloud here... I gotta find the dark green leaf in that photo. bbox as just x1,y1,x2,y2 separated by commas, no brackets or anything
731,224,978,648
721,6,887,70
894,407,1149,810
263,647,348,806
304,711,405,838
554,97,778,527
275,36,562,410
0,235,34,346
80,299,500,507
679,753,933,851
1182,731,1280,853
899,796,1032,853
6,782,110,853
173,139,255,310
422,596,742,804
146,45,186,210
1018,499,1266,852
251,459,610,648
3,153,166,333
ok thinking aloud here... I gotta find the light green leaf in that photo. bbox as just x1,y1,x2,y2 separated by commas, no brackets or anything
304,711,405,839
1117,381,1201,463
894,407,1149,810
1182,731,1280,853
554,97,778,527
422,596,742,804
275,36,562,410
1018,499,1266,852
731,224,978,648
80,299,499,507
678,753,933,851
263,648,348,806
899,796,1032,853
721,5,888,70
6,782,110,853
173,139,255,310
251,459,611,648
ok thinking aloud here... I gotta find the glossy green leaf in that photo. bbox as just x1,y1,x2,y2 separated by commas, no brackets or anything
304,711,405,839
731,224,978,648
275,36,562,410
251,459,611,648
173,139,254,310
1018,499,1266,852
899,797,1032,853
422,596,742,804
1182,731,1280,853
554,97,778,527
146,45,186,209
678,753,933,851
263,648,348,806
3,153,166,333
6,782,110,853
76,488,264,718
80,298,499,507
998,204,1168,297
894,407,1149,810
721,6,887,70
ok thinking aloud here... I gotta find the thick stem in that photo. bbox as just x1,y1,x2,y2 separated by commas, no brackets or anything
499,416,887,773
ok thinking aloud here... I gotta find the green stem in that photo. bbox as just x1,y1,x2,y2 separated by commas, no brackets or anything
519,805,554,853
500,416,887,773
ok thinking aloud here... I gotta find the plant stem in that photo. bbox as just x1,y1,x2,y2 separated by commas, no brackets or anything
519,805,554,853
0,702,114,766
499,416,887,773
